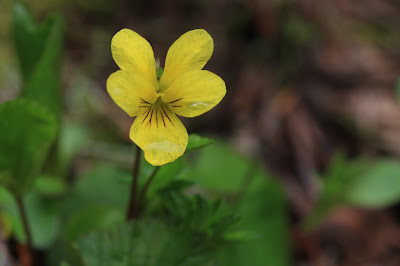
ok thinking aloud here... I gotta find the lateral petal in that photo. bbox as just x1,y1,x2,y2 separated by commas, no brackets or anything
107,70,158,117
159,29,213,92
161,70,226,118
130,103,188,166
111,29,158,89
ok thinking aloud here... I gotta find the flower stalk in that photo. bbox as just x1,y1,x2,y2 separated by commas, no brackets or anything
126,147,161,220
16,195,34,266
137,166,160,214
126,146,142,221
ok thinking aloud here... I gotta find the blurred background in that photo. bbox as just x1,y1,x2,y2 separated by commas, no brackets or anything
2,0,400,265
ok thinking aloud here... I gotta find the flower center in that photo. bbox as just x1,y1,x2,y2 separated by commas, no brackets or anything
139,97,175,129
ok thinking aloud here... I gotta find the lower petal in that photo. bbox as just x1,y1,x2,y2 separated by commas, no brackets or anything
130,104,188,166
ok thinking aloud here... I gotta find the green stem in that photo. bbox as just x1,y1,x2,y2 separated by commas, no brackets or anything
137,166,160,215
16,195,34,265
126,146,142,221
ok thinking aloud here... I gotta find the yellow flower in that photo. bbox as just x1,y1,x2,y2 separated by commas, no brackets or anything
107,29,226,166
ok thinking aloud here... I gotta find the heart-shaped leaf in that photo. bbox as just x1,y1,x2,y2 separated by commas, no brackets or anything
0,99,57,194
13,2,64,118
345,160,400,208
185,134,214,153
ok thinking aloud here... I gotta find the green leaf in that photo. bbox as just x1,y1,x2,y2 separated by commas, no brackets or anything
304,154,400,229
12,2,49,80
62,164,130,243
186,134,214,153
191,142,252,192
13,2,64,118
0,187,62,248
345,160,400,208
141,157,189,198
66,164,131,213
77,220,216,266
0,99,57,194
53,164,129,256
57,121,90,177
160,192,239,241
34,175,67,197
156,180,194,194
25,191,62,248
65,205,123,242
0,187,22,239
218,180,290,266
303,152,370,229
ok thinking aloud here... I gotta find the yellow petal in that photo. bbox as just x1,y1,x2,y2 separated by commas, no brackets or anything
130,102,188,166
107,70,158,117
111,29,158,89
159,29,213,92
161,70,226,118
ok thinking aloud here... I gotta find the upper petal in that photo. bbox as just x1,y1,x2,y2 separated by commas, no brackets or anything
107,70,158,117
111,29,158,89
159,29,213,92
161,70,226,118
130,103,188,166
